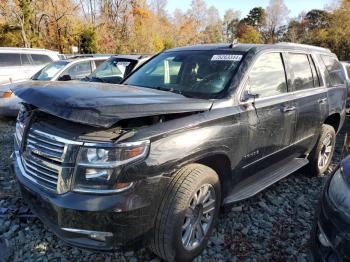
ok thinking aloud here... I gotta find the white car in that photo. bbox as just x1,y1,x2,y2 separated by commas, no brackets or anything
0,56,110,116
31,56,109,81
0,47,61,84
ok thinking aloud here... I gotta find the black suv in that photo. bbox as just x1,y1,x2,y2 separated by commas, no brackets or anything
12,43,347,261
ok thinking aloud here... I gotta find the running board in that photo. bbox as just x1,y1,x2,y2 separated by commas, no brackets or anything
224,158,309,204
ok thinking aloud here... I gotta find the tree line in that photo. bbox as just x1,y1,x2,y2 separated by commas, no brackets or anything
1,0,350,60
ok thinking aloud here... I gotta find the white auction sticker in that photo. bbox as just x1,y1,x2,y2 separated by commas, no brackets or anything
211,54,243,61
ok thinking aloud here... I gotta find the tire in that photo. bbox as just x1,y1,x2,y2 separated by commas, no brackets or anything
308,124,336,176
149,164,221,262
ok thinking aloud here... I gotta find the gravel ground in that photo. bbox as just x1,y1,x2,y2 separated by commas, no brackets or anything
0,117,349,261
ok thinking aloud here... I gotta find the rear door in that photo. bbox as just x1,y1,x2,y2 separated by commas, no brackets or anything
286,52,327,155
239,52,297,174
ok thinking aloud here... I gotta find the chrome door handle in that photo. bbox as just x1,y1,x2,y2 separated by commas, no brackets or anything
282,106,296,113
318,98,327,104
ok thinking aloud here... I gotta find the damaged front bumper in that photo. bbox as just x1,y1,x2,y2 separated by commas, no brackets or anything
12,149,164,251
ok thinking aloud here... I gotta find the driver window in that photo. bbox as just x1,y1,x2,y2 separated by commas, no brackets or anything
248,53,287,98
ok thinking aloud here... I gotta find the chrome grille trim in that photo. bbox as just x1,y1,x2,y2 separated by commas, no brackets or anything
19,127,83,193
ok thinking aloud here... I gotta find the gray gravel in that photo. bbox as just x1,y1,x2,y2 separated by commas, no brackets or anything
0,116,349,261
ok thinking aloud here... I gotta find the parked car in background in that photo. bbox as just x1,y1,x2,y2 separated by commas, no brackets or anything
12,43,347,261
0,56,109,116
83,54,151,84
31,56,110,81
0,47,61,85
311,155,350,261
341,61,350,113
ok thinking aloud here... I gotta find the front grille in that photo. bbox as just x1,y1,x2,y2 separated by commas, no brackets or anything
26,129,66,162
21,128,66,192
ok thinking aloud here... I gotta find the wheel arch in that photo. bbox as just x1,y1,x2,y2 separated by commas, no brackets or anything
196,153,232,200
324,113,341,133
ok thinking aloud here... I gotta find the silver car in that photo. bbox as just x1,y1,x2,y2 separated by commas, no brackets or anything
0,56,109,116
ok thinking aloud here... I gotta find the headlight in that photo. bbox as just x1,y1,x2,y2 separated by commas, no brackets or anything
15,104,29,145
73,140,150,193
328,167,350,216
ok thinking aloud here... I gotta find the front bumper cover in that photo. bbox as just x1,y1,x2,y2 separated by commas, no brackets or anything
12,150,163,250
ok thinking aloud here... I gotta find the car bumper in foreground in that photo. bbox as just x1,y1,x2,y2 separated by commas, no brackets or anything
310,185,350,261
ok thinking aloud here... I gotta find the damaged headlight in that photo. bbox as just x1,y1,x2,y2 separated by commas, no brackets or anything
328,167,350,216
73,140,150,193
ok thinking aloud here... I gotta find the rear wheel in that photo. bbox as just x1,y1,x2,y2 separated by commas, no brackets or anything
149,164,221,261
308,124,336,176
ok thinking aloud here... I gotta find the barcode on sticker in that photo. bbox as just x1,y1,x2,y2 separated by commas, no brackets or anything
211,55,243,61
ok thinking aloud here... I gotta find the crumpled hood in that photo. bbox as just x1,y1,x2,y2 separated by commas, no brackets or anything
12,81,213,128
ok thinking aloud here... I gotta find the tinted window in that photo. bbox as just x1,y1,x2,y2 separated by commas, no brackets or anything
31,54,53,65
63,61,92,80
288,53,314,90
247,53,287,98
0,53,21,66
321,55,345,86
126,51,243,98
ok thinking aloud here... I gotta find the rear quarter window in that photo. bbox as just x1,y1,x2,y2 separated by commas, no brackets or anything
320,55,345,86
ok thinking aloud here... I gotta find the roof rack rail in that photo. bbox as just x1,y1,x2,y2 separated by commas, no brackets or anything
275,42,331,52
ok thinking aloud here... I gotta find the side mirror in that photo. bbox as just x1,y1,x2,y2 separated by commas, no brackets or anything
242,90,259,102
58,74,72,81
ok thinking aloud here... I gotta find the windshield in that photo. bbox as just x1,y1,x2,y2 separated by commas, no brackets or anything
125,50,244,98
32,61,69,80
88,58,137,84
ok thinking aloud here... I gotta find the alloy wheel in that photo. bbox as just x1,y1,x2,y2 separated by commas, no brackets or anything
181,184,216,250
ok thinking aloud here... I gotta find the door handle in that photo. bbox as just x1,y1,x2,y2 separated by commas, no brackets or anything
282,106,296,113
318,98,327,104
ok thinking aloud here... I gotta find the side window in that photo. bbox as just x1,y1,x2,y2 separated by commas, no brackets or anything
20,54,31,65
31,54,53,65
247,53,287,98
0,53,21,66
64,61,92,80
320,55,345,86
288,53,314,90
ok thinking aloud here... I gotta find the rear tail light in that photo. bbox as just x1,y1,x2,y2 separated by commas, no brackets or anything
2,91,12,98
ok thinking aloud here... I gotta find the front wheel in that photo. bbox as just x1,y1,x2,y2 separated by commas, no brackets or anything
308,124,336,176
149,164,221,261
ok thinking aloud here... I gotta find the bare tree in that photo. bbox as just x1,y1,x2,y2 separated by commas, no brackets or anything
265,0,290,43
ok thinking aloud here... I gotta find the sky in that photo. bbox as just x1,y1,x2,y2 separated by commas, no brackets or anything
166,0,335,19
